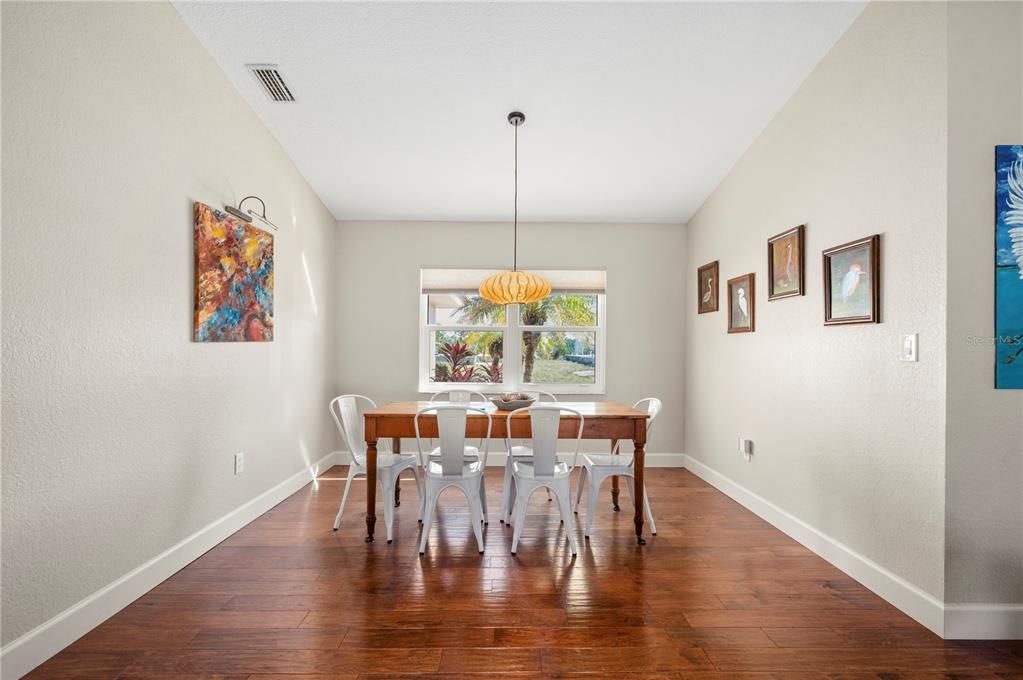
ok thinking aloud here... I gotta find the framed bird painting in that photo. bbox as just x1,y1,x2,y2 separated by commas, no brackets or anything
767,225,805,300
822,235,880,325
727,273,755,333
697,260,719,313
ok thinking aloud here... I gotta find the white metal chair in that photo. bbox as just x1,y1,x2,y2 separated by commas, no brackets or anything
427,389,492,521
506,405,584,556
499,391,558,522
574,397,661,538
415,404,492,555
329,395,423,544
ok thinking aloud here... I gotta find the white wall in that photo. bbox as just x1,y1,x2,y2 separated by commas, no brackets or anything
945,0,1023,606
1,0,337,648
335,221,685,455
684,0,948,603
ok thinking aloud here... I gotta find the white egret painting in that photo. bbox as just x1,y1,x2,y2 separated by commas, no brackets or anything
995,144,1023,388
727,273,755,333
823,235,880,325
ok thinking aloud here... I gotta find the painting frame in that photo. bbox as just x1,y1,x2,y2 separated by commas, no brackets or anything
767,224,805,300
727,273,755,334
697,260,719,314
822,234,880,326
193,202,275,342
995,144,1023,388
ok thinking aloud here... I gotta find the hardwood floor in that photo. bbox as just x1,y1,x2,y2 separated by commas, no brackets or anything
27,467,1023,679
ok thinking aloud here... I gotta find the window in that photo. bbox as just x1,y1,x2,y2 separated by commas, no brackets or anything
419,269,606,394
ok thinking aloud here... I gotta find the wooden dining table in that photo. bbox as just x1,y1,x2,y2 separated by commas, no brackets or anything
361,400,652,545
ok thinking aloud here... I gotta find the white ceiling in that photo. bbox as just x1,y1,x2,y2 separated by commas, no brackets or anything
174,1,864,223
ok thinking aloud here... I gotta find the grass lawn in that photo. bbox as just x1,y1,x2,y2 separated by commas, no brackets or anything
528,358,595,385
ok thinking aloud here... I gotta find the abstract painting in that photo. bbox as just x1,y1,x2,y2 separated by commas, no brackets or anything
697,260,719,313
193,202,274,342
823,235,879,325
727,273,755,333
768,224,805,300
996,144,1023,388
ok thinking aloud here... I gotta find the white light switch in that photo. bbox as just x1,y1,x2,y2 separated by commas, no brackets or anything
900,334,918,362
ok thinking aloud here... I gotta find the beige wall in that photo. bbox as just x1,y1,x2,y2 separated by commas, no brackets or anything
334,221,686,455
1,2,337,645
945,1,1023,605
684,1,948,599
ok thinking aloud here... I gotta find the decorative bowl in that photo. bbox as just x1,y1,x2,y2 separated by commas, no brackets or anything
490,394,536,411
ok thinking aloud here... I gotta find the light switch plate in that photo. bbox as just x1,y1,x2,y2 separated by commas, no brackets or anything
900,334,918,362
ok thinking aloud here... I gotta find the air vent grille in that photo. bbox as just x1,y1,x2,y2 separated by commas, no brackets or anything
246,64,295,102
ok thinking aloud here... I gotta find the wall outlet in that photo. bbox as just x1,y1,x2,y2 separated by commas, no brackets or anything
234,452,245,475
739,438,753,461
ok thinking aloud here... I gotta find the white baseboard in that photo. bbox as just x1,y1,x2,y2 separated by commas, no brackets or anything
0,451,343,680
681,454,947,637
945,603,1023,640
333,450,687,468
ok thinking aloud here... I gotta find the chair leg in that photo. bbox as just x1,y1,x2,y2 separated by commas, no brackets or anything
467,483,485,554
332,468,356,530
510,486,530,554
382,475,395,544
479,474,489,525
554,484,577,556
500,458,513,524
585,472,599,539
644,483,657,535
419,485,437,555
574,466,587,513
412,467,425,523
624,475,636,509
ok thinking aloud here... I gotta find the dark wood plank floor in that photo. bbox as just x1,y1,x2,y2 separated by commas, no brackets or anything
27,467,1023,679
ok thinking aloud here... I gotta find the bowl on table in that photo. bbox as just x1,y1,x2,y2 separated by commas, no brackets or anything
490,393,536,411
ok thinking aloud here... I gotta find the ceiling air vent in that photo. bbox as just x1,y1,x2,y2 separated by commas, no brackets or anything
246,64,295,102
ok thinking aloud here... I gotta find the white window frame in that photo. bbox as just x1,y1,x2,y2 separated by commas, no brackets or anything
418,293,606,395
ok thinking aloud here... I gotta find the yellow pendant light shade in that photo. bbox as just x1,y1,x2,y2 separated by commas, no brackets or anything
478,111,550,306
479,270,551,305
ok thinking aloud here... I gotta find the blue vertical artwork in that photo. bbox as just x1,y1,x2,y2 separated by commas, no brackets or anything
996,145,1023,388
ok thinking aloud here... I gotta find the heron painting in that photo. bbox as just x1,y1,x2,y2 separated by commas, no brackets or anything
995,145,1023,388
768,224,805,300
727,273,755,333
823,235,880,325
697,260,719,313
193,202,274,342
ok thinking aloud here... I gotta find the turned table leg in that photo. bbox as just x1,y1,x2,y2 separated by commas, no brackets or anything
610,438,620,511
393,437,401,507
365,438,377,542
633,440,646,545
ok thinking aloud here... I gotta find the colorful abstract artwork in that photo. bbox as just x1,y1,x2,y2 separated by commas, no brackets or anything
193,202,273,342
996,145,1023,388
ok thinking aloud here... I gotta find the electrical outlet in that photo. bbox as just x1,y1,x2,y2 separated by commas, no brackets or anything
234,452,245,475
739,438,753,462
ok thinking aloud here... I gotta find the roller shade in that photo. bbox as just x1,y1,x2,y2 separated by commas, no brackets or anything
421,268,606,295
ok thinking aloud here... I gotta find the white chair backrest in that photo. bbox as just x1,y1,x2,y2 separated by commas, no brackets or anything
612,397,663,457
415,404,492,476
329,394,376,466
429,389,489,404
521,390,558,403
506,405,584,477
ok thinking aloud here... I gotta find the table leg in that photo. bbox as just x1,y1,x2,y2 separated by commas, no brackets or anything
610,439,620,512
366,438,377,542
393,437,402,507
633,441,646,545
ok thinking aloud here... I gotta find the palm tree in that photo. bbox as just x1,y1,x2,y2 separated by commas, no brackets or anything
456,295,594,383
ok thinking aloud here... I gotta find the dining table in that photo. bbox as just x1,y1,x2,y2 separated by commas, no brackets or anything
361,400,652,545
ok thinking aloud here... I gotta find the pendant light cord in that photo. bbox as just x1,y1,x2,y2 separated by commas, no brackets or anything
513,121,518,272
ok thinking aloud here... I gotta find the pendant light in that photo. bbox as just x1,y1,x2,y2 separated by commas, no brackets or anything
479,112,551,305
